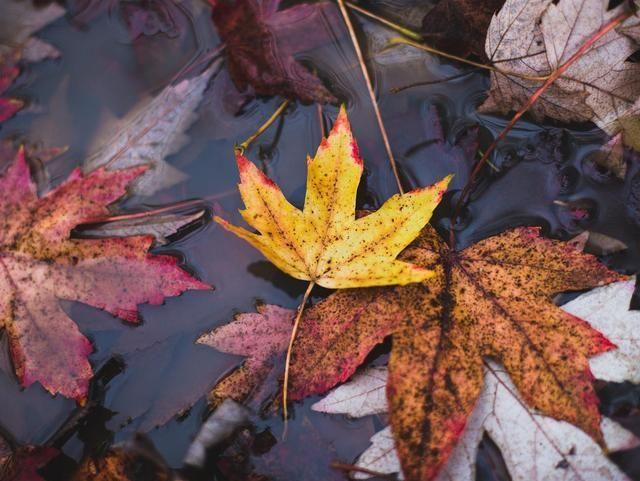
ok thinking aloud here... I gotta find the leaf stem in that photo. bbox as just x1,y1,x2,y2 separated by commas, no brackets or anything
336,0,404,194
448,10,632,248
236,99,291,154
282,281,315,431
79,199,206,225
338,0,549,90
391,70,477,93
343,1,422,41
389,38,550,81
331,461,396,478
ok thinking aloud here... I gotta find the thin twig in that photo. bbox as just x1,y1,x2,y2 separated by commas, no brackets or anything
344,1,422,41
391,71,477,93
282,281,315,434
448,10,633,247
336,0,404,194
80,199,206,225
281,103,326,433
331,461,397,478
236,100,291,154
389,38,550,81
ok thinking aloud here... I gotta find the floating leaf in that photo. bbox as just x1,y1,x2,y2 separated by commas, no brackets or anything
214,106,451,289
421,0,504,60
315,359,639,481
286,225,622,480
0,149,210,401
84,61,222,196
205,219,622,481
0,435,57,481
198,304,293,408
481,0,640,148
77,208,205,245
0,0,64,60
209,0,340,104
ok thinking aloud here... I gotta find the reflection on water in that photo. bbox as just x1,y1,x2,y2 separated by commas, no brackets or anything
1,1,639,480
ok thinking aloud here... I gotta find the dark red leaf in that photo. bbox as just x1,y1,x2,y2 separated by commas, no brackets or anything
209,0,339,104
421,0,504,61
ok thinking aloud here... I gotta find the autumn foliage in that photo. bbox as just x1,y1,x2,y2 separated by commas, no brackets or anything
0,149,210,401
3,0,640,480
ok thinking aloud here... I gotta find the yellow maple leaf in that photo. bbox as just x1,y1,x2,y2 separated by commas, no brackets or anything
214,106,452,289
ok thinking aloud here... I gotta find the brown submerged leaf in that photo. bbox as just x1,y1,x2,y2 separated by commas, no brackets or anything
593,133,626,180
0,435,57,481
421,0,504,61
72,435,178,481
209,0,341,104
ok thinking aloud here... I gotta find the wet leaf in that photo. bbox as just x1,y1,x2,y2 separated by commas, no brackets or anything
0,435,57,481
288,226,622,481
77,208,205,245
0,0,64,60
593,134,626,180
0,148,210,401
315,360,639,481
198,303,293,408
311,365,388,418
209,0,340,104
480,0,640,148
568,231,628,257
204,221,623,480
313,279,640,480
214,106,451,289
561,279,640,383
0,1,64,125
421,0,504,61
0,53,23,124
71,434,178,481
68,0,182,40
84,60,222,196
184,399,251,468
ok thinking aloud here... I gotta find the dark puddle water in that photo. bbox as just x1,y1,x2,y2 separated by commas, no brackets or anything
1,1,640,480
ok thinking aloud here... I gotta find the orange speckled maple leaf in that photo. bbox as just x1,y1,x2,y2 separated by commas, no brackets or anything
288,225,623,481
0,149,210,401
202,222,622,480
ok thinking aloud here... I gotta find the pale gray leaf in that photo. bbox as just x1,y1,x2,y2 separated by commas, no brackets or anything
183,399,250,467
333,363,637,481
84,60,222,196
562,279,640,383
311,366,387,417
0,1,64,47
78,209,205,244
482,0,640,138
